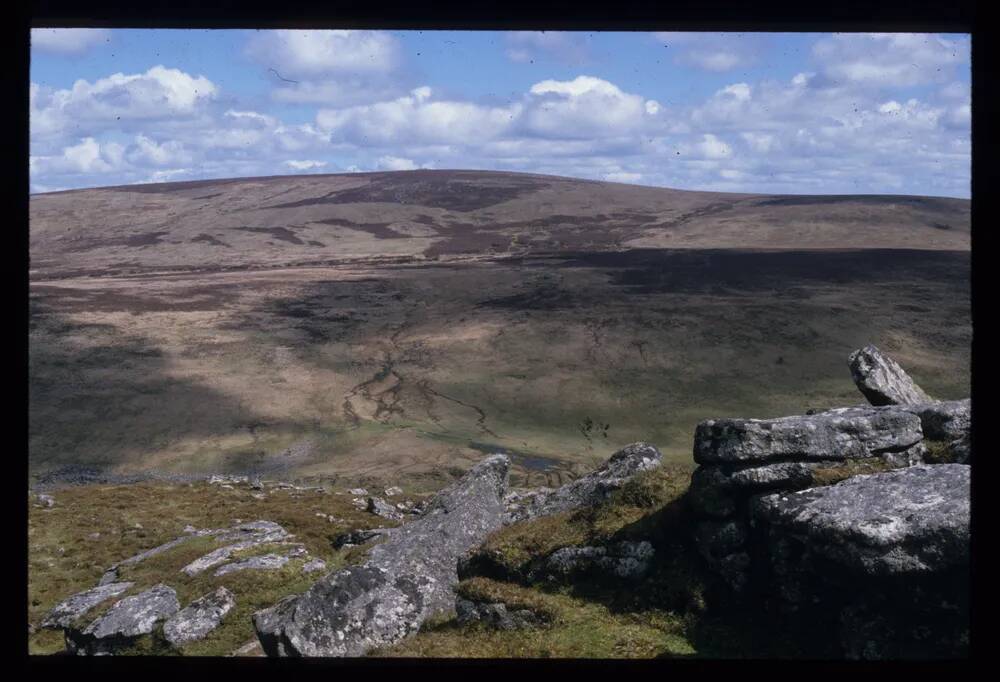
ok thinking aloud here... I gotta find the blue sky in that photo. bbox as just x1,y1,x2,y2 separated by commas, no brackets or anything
30,29,971,197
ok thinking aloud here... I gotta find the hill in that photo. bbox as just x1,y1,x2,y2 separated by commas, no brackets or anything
28,170,971,486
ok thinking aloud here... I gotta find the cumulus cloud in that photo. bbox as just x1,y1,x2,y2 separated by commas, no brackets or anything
812,33,969,87
29,32,971,198
245,30,406,105
31,28,111,54
31,66,217,140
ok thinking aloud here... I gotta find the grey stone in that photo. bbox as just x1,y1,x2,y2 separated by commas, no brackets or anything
751,464,969,576
36,493,55,508
505,442,662,523
41,582,134,629
348,488,368,496
181,521,291,576
848,345,932,406
384,486,403,497
533,540,655,583
332,528,390,550
163,587,235,646
694,520,748,561
905,399,971,442
367,496,404,521
693,406,923,465
253,454,510,657
455,598,543,630
66,584,179,655
302,558,327,574
213,553,290,577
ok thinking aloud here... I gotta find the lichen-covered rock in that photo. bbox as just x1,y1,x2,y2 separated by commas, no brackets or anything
505,442,662,523
41,582,134,629
66,584,180,655
848,344,932,406
905,399,970,442
367,496,403,521
252,455,510,657
751,464,969,576
213,553,290,577
455,598,545,630
181,521,291,576
694,406,923,465
163,587,235,646
531,540,655,583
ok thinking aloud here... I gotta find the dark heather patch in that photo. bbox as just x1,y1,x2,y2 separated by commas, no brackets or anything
307,240,326,247
232,226,304,245
315,219,406,240
191,233,231,247
752,195,962,211
190,193,223,200
65,231,172,252
265,170,548,212
929,222,953,231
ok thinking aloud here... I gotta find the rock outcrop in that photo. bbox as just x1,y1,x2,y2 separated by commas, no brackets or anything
252,455,510,657
687,346,970,658
504,442,662,523
41,582,134,629
752,465,969,658
163,587,236,646
65,584,180,655
848,344,932,406
531,540,654,583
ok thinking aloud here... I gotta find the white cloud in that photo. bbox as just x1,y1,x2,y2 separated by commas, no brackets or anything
812,33,968,87
30,66,217,140
284,159,328,171
603,171,642,183
376,156,419,171
31,28,111,54
31,137,126,176
246,30,400,76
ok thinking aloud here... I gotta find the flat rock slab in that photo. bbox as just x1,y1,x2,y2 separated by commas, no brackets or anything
848,345,932,406
163,587,235,646
67,584,180,655
253,455,510,657
751,464,969,576
532,540,655,583
41,582,134,629
214,553,290,577
505,442,662,523
694,406,923,465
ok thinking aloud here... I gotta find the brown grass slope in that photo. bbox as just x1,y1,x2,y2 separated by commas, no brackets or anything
28,171,971,485
30,169,968,279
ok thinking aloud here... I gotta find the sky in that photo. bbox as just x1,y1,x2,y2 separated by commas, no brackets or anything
29,29,971,197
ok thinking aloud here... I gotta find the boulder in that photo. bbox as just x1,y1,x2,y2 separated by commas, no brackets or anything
848,345,932,406
331,528,389,550
905,399,971,442
367,496,403,521
455,598,545,630
66,584,180,655
163,587,235,646
253,455,510,657
693,406,923,465
751,464,969,577
505,442,662,523
531,540,655,583
41,582,134,629
384,486,403,497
